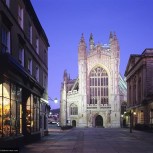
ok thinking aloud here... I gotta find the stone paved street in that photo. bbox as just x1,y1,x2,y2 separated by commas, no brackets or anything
20,128,153,153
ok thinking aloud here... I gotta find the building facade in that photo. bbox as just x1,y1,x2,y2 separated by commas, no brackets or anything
60,33,127,128
0,0,49,147
125,49,153,127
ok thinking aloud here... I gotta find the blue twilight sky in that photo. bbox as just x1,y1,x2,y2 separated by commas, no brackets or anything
31,0,153,109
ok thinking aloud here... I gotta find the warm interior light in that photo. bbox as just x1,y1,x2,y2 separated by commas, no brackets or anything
133,112,136,115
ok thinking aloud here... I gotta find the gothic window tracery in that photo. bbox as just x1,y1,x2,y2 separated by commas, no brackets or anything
70,104,78,115
89,67,108,105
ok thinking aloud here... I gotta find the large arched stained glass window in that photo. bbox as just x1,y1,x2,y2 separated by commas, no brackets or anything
89,67,108,105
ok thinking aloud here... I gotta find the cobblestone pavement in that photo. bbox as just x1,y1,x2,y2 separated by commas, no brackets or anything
20,128,153,153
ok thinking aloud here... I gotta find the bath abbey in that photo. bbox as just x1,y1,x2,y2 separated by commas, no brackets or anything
60,33,127,128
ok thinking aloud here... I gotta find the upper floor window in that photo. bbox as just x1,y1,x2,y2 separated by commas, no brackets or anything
27,23,32,44
36,38,39,54
129,85,132,106
138,78,141,104
18,47,24,67
133,77,136,105
43,73,48,92
35,66,39,82
1,26,10,53
27,58,32,74
43,74,47,88
70,104,78,115
18,4,23,29
44,49,47,64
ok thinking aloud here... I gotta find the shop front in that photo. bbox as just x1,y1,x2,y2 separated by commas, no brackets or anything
0,54,44,147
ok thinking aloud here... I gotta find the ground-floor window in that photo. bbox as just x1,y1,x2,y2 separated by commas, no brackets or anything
138,110,144,124
26,94,39,133
150,109,153,124
0,80,22,137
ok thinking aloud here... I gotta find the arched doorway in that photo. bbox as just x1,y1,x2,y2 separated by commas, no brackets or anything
95,115,103,127
72,120,76,127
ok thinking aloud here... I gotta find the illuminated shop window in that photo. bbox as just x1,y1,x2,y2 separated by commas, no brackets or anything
26,94,39,133
89,67,108,105
0,81,22,137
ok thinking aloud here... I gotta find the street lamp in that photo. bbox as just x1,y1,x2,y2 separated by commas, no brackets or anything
48,97,58,112
48,97,58,104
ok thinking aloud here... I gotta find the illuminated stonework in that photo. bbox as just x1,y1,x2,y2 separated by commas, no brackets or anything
60,33,127,128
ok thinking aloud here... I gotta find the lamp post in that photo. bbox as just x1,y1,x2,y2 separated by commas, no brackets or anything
48,97,58,104
48,97,58,113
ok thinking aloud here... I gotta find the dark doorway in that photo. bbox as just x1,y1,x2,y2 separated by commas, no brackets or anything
72,120,76,127
95,115,103,127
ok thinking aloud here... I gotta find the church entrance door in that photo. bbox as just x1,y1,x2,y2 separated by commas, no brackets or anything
95,115,103,127
72,120,76,127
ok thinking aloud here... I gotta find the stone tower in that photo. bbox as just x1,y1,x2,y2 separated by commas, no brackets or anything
60,32,127,128
78,34,87,126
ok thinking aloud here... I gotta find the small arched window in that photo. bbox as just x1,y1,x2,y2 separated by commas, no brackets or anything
70,104,78,115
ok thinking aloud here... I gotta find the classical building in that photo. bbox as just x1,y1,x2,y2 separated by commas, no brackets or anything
125,48,153,127
0,0,49,147
60,33,127,128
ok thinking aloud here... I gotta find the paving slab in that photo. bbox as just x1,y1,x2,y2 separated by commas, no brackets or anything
20,127,153,153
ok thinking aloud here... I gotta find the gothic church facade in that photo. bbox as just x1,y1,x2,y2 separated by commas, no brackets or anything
60,33,127,128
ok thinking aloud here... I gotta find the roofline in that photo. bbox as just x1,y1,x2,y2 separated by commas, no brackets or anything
23,0,50,47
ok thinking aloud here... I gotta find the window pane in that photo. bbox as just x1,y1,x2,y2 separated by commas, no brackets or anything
26,96,31,133
1,26,10,53
31,95,33,132
11,100,16,136
11,84,16,100
95,78,97,86
0,84,2,96
89,67,109,105
37,98,39,130
0,97,2,137
101,78,103,86
19,103,22,134
3,98,10,137
26,105,30,133
98,78,100,86
98,88,100,96
17,87,22,102
3,81,10,98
